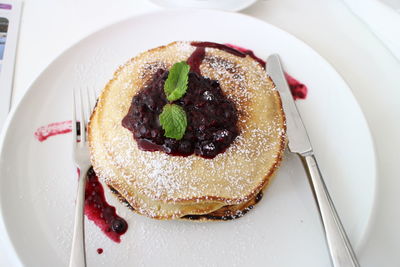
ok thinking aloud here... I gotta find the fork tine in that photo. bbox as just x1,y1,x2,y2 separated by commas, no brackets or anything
72,88,77,143
86,87,94,123
79,88,86,143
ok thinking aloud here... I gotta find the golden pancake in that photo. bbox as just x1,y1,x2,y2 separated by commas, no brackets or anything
88,41,286,220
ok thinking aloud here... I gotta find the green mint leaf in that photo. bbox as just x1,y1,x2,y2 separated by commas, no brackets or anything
164,61,190,101
159,104,187,140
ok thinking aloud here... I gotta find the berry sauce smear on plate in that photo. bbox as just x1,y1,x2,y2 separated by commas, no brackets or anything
85,167,128,243
34,121,128,243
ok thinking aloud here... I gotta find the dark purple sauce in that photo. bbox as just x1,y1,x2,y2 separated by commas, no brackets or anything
34,121,72,142
122,69,238,159
187,47,205,74
85,167,128,243
284,73,308,100
97,248,104,254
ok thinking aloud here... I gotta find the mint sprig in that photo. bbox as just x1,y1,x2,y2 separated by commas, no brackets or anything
159,62,190,140
159,104,187,140
164,61,190,101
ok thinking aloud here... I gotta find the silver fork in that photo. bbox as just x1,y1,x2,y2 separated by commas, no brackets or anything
69,87,95,267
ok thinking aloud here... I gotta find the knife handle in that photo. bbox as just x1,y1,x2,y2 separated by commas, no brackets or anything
303,154,360,267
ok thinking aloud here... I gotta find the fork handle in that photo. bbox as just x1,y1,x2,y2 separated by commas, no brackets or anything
69,166,90,267
302,154,360,267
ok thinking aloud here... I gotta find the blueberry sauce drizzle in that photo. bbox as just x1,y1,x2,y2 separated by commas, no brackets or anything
34,120,72,142
187,46,205,74
284,73,308,100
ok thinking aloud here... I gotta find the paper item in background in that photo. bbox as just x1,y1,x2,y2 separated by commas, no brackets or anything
342,0,400,62
0,1,22,130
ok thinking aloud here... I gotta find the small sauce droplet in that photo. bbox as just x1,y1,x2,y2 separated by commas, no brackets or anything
97,248,103,254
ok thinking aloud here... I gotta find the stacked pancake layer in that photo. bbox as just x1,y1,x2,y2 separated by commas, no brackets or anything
88,41,286,220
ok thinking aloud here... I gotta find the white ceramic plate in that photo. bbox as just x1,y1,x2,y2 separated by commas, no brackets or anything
0,10,376,267
148,0,258,12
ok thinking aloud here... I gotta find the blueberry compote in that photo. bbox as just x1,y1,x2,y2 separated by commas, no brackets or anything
122,69,239,159
85,167,128,242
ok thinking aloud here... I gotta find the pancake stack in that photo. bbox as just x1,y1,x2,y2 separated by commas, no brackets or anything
88,41,286,220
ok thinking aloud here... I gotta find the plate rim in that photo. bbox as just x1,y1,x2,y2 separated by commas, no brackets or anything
148,0,258,12
0,8,379,266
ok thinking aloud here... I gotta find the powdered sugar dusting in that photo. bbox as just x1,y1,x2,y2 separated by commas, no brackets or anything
136,153,195,199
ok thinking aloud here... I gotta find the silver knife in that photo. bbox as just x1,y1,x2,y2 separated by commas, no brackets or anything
267,54,360,267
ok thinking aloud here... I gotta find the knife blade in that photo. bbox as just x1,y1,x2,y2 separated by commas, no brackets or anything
266,54,312,156
266,54,360,267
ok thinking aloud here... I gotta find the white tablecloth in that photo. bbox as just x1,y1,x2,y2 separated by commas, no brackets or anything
4,0,400,266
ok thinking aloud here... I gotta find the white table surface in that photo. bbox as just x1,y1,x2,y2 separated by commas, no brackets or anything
3,0,400,266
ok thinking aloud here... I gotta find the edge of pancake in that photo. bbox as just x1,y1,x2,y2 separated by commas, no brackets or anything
108,183,265,221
